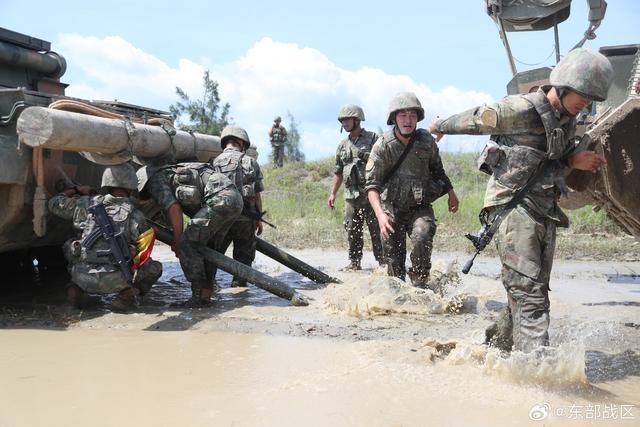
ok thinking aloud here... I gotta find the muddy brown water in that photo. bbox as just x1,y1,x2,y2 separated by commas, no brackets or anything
0,244,638,426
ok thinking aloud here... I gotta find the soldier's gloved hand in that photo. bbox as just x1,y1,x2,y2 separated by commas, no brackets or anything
568,151,607,173
328,193,336,209
428,116,444,142
256,221,263,236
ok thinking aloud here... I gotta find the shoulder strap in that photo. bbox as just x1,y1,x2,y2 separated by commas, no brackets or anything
382,137,415,186
505,158,555,210
485,157,556,230
523,92,559,140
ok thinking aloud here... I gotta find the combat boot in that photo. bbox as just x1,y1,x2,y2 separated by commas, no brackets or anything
65,283,101,308
185,282,214,307
110,287,139,312
196,287,214,306
407,270,427,287
66,283,85,308
340,260,361,271
408,271,439,293
484,308,514,353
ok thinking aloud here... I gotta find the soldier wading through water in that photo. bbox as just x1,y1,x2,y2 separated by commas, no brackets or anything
137,160,243,305
429,48,613,353
211,125,265,288
366,92,459,290
328,104,384,271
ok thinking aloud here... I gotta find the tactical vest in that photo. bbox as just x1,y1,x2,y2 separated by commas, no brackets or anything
484,91,575,193
170,162,214,216
80,195,134,264
382,130,444,208
271,126,286,143
340,130,376,199
212,149,245,197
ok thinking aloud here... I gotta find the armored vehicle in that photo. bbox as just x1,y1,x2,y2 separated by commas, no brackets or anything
0,27,227,269
486,0,640,239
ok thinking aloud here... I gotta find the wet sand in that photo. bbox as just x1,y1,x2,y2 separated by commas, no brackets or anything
0,244,638,426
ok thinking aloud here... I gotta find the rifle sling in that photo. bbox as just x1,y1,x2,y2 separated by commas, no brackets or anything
381,137,415,186
487,158,554,233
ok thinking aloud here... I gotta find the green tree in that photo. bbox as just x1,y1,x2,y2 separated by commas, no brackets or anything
284,112,305,163
169,70,230,135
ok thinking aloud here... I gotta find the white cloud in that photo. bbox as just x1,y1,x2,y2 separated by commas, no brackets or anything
57,34,494,160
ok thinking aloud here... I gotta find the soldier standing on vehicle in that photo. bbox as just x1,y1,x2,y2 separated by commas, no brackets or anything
328,104,383,270
366,92,459,288
49,164,162,311
212,125,264,287
137,162,243,305
429,48,613,353
269,116,287,168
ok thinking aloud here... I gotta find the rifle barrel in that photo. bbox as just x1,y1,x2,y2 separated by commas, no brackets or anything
462,250,479,275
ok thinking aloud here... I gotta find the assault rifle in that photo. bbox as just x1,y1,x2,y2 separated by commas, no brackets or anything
84,203,134,284
462,159,555,274
462,211,498,274
242,202,277,229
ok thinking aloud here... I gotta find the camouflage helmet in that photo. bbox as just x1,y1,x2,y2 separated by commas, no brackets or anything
337,104,365,122
101,163,138,191
220,125,251,149
549,48,613,102
274,116,282,123
386,92,425,125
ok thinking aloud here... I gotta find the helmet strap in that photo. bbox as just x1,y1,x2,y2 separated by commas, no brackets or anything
556,87,577,117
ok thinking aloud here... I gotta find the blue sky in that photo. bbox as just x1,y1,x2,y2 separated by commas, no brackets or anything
3,0,639,161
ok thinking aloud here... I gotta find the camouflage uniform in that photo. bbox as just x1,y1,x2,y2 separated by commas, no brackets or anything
365,128,453,283
48,193,162,295
212,146,264,286
436,90,580,352
334,129,383,265
269,118,287,168
141,163,243,292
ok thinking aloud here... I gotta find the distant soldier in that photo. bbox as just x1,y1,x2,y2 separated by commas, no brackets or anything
429,48,613,353
49,164,162,311
269,116,287,168
212,125,264,287
137,162,243,305
328,104,383,270
366,92,459,288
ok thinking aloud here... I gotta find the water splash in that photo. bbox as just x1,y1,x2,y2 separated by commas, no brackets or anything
322,260,477,317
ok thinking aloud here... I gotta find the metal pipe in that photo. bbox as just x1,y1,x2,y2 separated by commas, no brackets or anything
153,224,310,306
0,40,66,78
255,237,341,284
498,18,518,76
553,19,561,63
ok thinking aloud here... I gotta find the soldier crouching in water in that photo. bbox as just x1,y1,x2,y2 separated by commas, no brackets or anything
327,104,383,270
137,160,243,305
211,125,264,287
366,92,459,289
429,48,613,353
49,164,162,311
